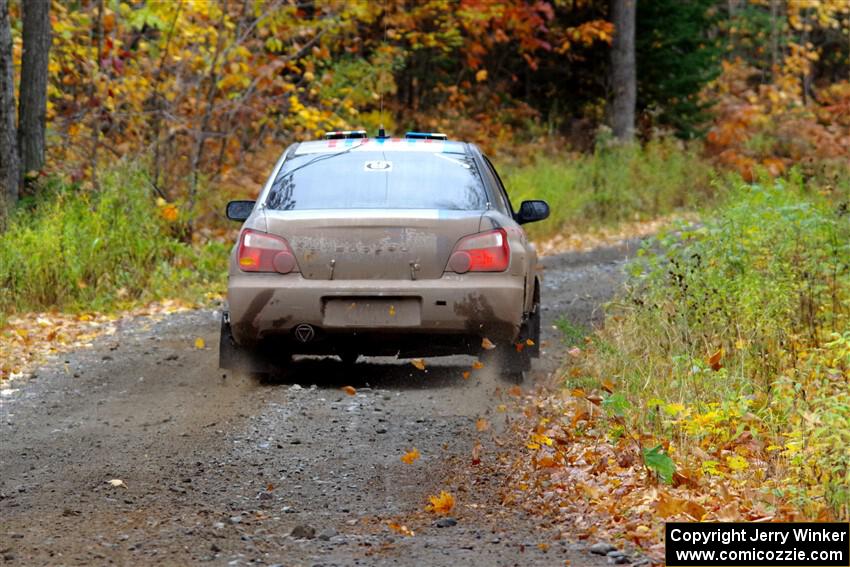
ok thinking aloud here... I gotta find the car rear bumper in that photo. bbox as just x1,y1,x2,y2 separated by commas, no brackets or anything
227,272,525,352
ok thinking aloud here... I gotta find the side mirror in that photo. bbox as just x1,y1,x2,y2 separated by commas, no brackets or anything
226,200,255,222
516,200,550,224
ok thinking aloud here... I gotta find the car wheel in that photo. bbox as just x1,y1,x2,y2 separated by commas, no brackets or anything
219,314,282,375
482,339,530,382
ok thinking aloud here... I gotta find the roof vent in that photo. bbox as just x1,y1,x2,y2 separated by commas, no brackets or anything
324,130,368,140
404,131,448,140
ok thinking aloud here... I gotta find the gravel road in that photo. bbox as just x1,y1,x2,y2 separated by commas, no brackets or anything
0,241,639,566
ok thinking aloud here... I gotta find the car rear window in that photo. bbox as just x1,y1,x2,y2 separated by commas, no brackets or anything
265,150,488,210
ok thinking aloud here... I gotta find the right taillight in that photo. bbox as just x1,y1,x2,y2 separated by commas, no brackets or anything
237,229,298,273
447,228,510,273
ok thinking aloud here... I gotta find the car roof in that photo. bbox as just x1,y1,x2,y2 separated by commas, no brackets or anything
292,137,471,156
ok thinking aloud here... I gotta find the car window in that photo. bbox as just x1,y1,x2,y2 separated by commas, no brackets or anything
265,150,489,210
482,155,514,215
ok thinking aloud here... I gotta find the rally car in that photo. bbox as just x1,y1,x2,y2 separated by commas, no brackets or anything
220,130,549,380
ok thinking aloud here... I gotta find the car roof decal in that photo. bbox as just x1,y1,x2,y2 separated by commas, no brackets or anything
293,138,466,155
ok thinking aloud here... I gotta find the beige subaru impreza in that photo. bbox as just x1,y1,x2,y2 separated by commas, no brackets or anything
220,131,549,380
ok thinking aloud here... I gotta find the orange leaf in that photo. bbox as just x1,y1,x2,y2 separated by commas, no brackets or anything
411,358,426,371
425,491,455,515
341,385,356,396
471,360,484,370
462,371,471,380
508,385,522,397
400,447,421,464
481,337,496,350
707,348,723,371
475,418,489,432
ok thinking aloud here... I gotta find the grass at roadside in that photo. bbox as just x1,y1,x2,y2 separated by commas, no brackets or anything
0,161,228,325
535,173,849,530
502,139,716,241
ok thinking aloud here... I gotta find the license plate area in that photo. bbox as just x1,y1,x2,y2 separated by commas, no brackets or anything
322,297,421,327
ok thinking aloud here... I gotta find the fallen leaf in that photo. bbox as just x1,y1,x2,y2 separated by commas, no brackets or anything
568,347,582,358
707,348,723,371
525,338,535,346
108,479,127,488
194,337,205,349
471,441,481,465
471,360,484,370
425,491,455,515
400,448,421,464
387,521,415,536
341,385,357,396
462,371,471,379
476,418,490,432
481,337,496,350
411,358,426,370
508,385,522,397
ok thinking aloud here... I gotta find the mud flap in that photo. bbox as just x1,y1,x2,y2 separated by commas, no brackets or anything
218,314,275,373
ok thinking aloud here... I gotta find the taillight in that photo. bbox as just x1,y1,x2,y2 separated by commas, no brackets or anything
237,229,298,273
447,228,510,273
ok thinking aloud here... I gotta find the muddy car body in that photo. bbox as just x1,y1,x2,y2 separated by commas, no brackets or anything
220,131,549,377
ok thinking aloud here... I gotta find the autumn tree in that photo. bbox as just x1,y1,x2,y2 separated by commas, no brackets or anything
609,0,636,141
0,0,16,228
18,0,51,183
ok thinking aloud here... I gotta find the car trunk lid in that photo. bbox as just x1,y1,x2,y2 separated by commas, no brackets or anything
263,209,483,280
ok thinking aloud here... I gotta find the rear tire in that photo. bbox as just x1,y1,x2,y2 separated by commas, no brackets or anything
219,315,285,376
481,338,530,382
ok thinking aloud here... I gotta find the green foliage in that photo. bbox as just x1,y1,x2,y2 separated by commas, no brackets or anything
555,316,587,347
636,0,721,138
502,139,715,240
586,174,850,517
0,162,227,315
602,392,631,418
642,445,676,485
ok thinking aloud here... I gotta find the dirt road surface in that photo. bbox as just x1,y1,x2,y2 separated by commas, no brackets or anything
1,242,639,566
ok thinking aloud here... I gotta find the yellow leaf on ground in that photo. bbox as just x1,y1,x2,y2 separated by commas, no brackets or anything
387,521,415,536
475,69,488,82
425,490,455,514
401,448,421,464
194,337,205,349
411,358,426,370
727,455,748,471
341,385,356,396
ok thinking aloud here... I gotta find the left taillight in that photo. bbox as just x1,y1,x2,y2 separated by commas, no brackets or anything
237,229,298,274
